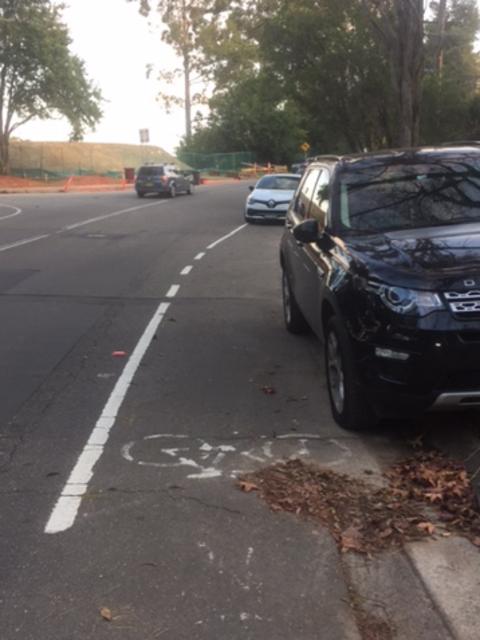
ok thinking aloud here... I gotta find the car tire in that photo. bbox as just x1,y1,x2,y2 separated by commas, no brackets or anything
136,191,145,198
244,216,256,224
324,316,377,431
169,183,176,198
282,269,309,334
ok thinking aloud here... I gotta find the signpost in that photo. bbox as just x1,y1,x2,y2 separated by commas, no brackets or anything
139,128,150,144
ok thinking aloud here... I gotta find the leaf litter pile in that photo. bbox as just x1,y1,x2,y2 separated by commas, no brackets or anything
237,451,480,554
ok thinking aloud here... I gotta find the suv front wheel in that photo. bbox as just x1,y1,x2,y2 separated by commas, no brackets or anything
324,316,376,431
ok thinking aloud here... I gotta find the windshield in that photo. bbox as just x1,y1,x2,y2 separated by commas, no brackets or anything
256,175,300,190
138,166,164,177
338,158,480,234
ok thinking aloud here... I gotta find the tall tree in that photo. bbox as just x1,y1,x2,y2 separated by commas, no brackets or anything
0,0,102,173
361,0,425,147
131,0,227,142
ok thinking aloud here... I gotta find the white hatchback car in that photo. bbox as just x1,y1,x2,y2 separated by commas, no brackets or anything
245,173,301,222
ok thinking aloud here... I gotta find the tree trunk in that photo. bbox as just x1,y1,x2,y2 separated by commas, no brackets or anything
391,0,424,147
365,0,425,147
184,51,192,142
435,0,448,77
0,132,10,175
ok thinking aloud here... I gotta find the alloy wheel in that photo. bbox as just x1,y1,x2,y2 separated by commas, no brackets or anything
327,331,345,414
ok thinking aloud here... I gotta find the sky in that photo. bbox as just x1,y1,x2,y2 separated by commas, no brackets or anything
20,0,186,154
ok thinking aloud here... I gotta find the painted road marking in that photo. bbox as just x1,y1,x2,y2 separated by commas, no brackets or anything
0,233,51,253
44,301,171,534
120,434,353,480
206,224,247,250
194,252,206,260
44,221,256,533
166,284,180,298
59,200,168,232
0,204,22,221
0,200,168,255
180,265,193,275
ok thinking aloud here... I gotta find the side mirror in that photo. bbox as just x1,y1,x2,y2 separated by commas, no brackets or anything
249,185,255,192
293,219,319,244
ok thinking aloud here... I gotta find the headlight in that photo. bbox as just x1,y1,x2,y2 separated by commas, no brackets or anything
247,197,258,205
367,281,443,316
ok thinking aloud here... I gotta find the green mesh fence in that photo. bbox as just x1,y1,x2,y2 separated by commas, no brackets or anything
177,151,255,174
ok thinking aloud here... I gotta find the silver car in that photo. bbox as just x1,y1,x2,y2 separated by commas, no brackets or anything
244,173,301,222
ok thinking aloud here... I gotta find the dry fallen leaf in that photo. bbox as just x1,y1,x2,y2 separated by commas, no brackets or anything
340,525,364,553
238,480,258,493
100,607,112,622
417,522,436,535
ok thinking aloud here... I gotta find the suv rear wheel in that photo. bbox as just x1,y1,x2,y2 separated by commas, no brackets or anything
325,316,376,431
282,270,309,334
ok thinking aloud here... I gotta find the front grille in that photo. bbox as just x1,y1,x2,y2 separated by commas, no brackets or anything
444,290,480,315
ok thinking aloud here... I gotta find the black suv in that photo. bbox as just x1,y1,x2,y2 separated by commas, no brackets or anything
135,164,193,198
280,144,480,430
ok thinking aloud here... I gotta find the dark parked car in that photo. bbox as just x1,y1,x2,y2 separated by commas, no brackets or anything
135,164,193,198
280,144,480,430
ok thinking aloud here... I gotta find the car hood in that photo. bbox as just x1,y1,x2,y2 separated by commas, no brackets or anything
344,223,480,290
250,188,296,202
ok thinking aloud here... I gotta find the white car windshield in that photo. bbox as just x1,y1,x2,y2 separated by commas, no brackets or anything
256,176,300,190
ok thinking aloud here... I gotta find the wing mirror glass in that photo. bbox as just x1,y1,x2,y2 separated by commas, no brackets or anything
293,219,319,243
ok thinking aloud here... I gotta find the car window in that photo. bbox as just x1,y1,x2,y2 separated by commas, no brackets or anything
309,169,330,226
256,175,300,190
295,168,321,219
138,166,164,177
338,159,480,233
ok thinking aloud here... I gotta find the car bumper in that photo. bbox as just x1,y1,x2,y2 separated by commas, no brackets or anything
245,205,288,220
352,325,480,417
136,183,169,194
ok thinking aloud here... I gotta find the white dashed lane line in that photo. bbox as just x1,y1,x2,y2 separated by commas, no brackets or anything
44,222,248,534
166,284,180,298
194,252,206,261
206,223,247,250
180,266,193,275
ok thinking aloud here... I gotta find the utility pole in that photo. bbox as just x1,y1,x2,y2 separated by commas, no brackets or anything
435,0,448,78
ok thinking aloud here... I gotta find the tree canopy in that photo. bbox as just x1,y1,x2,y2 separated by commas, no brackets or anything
139,0,480,164
0,0,102,172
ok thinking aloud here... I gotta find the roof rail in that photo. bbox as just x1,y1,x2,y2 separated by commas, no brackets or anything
309,154,342,162
438,141,480,146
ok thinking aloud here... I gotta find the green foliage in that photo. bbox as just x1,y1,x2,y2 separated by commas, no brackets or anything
178,73,306,164
422,0,480,144
176,0,480,161
0,0,102,172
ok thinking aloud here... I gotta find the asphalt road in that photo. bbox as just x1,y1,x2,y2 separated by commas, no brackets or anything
0,186,478,639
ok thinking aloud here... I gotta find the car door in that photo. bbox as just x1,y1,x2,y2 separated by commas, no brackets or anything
300,167,332,335
284,166,322,320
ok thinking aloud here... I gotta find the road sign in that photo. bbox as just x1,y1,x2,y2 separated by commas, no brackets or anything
300,142,310,153
139,128,150,144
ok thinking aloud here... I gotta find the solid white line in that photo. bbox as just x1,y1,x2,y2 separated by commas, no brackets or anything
0,204,22,221
166,284,180,298
180,265,193,275
60,200,167,232
194,252,206,260
0,233,51,253
44,301,171,534
206,224,247,250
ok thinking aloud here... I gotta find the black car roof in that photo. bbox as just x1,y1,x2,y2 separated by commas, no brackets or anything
310,143,480,169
